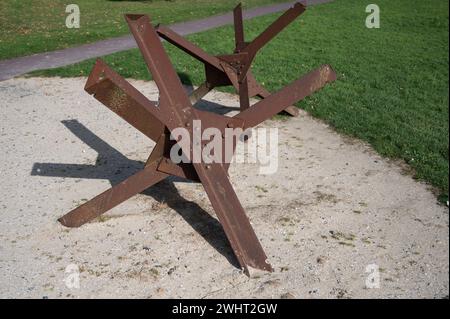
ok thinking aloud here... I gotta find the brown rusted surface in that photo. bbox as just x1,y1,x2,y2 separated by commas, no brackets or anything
246,72,299,117
233,4,246,52
236,65,337,129
189,82,213,105
85,60,165,142
58,161,168,227
194,162,273,274
58,7,336,275
156,2,307,117
156,24,223,71
241,2,306,59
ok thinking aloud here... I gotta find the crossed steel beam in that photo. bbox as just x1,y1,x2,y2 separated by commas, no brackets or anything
57,6,336,275
157,2,306,117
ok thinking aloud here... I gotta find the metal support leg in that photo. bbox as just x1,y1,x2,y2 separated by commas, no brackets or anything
58,161,168,227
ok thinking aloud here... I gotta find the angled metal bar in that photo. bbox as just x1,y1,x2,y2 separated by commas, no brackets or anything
205,64,233,88
86,59,167,141
194,162,273,275
157,159,200,182
233,3,246,52
58,161,168,227
145,132,167,166
218,61,239,93
126,14,194,126
246,72,299,117
156,25,223,71
236,64,337,129
151,131,200,182
189,81,214,105
127,14,273,274
238,75,251,111
242,2,306,58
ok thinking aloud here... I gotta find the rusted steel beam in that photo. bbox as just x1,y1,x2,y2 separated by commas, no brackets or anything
58,161,168,227
242,2,306,59
85,59,168,140
156,25,223,71
238,75,251,111
233,3,246,52
189,81,213,105
247,72,299,117
126,15,194,122
194,163,273,274
236,64,337,129
145,132,167,166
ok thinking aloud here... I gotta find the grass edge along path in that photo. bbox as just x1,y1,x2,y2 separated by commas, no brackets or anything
0,0,288,60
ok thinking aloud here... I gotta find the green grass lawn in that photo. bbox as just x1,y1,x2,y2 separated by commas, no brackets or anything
30,0,449,202
0,0,286,60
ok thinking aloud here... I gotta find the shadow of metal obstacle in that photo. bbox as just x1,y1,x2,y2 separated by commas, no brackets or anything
31,119,240,269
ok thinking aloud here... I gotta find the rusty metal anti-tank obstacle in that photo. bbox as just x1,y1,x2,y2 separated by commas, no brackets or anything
57,3,337,275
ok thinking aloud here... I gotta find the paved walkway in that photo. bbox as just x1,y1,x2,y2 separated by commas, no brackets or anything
0,0,332,81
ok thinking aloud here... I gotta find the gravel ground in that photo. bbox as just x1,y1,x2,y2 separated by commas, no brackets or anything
0,77,448,299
